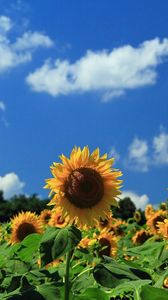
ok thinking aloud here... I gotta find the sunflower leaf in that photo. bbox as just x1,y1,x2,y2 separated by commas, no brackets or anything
52,225,82,259
39,226,81,267
16,233,42,263
93,258,151,288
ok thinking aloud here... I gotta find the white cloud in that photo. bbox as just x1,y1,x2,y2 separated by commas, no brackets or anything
108,146,120,163
26,38,168,99
13,31,53,50
0,101,6,111
0,172,25,198
127,138,149,172
120,190,149,210
153,131,168,165
125,128,168,172
0,16,12,33
0,15,53,73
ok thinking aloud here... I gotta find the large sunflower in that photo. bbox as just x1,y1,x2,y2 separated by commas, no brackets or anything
10,211,43,244
45,146,122,226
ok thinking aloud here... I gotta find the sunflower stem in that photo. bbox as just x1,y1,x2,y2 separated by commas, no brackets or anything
64,250,71,300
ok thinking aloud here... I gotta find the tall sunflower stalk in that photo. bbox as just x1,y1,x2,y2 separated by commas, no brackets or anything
45,146,122,300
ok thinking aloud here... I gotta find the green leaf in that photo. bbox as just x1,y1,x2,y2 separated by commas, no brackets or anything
126,241,166,258
154,268,168,288
140,285,168,300
72,287,110,300
6,276,22,293
36,283,61,300
93,258,151,288
39,227,60,267
5,259,29,274
72,271,95,295
40,226,81,267
16,233,42,263
111,280,151,300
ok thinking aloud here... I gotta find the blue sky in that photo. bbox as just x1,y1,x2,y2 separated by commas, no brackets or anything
0,0,168,209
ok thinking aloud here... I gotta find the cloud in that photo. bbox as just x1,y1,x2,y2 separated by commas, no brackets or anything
120,190,149,210
0,172,25,198
0,16,12,33
153,131,168,165
26,38,168,99
13,31,53,51
0,15,53,73
0,101,6,111
125,128,168,171
126,138,149,172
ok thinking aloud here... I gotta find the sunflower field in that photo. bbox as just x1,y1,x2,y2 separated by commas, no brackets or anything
0,147,168,300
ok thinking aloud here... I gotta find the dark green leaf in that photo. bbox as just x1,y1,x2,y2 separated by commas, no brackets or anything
72,271,95,295
72,288,109,300
40,226,81,267
140,285,168,300
93,258,151,288
36,283,61,300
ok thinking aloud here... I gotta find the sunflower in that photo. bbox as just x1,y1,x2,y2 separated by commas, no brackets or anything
109,219,127,236
160,202,167,211
132,229,152,245
78,236,97,249
45,146,122,226
97,231,118,257
145,204,155,220
157,219,168,239
39,209,52,225
49,208,69,228
10,211,43,244
163,277,168,288
133,211,141,223
146,210,167,234
97,212,113,230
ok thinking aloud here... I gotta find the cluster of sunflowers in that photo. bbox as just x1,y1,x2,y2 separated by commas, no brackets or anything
0,146,168,300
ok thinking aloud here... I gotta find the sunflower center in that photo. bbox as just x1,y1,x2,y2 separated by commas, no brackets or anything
64,167,104,209
99,238,111,257
16,222,36,242
57,215,65,225
44,214,51,221
154,215,166,228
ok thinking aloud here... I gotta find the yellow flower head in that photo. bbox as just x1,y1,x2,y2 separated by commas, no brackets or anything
45,146,122,226
109,219,127,236
97,231,118,257
145,204,155,220
163,277,168,288
39,209,52,225
49,208,69,228
147,210,167,234
97,212,113,230
78,236,97,249
10,211,43,244
133,211,141,223
157,219,168,239
132,229,151,245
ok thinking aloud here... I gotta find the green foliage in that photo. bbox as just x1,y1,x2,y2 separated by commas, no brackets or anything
0,191,49,222
112,197,136,220
93,257,151,288
0,196,168,299
39,225,82,267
